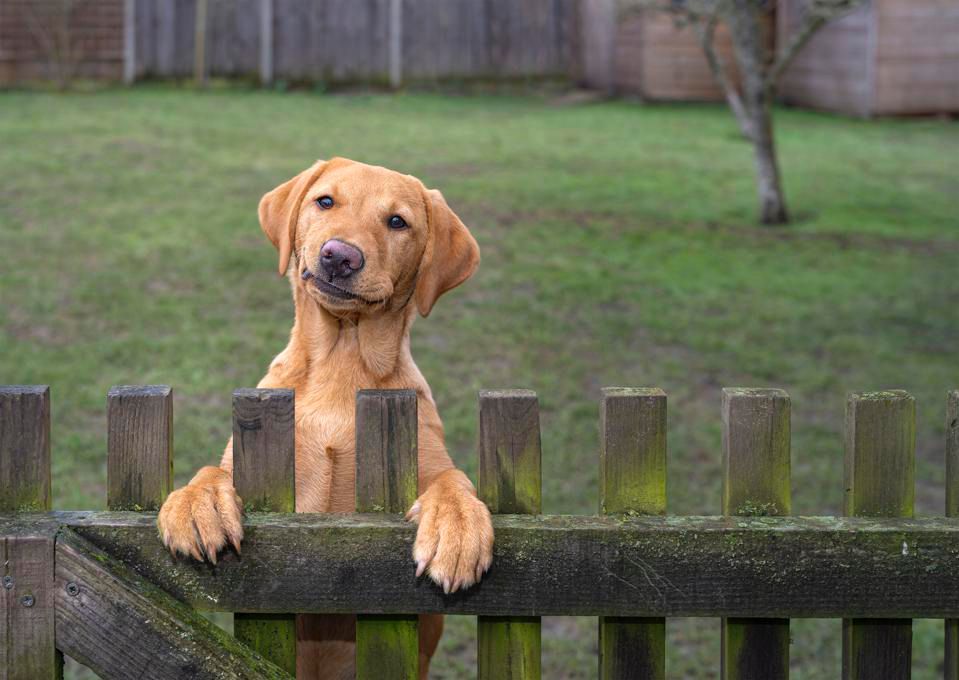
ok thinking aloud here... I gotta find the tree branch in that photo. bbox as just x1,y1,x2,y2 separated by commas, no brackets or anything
767,0,862,88
693,1,755,139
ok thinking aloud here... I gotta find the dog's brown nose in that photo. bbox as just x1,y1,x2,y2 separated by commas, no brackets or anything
319,239,364,279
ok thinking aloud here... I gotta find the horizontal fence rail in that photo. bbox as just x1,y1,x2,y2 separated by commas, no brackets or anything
2,512,959,619
2,384,959,680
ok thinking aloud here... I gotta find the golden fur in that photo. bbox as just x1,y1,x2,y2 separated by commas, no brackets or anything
157,158,494,678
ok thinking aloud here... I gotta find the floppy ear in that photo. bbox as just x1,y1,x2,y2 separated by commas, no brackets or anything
415,189,480,317
258,160,327,276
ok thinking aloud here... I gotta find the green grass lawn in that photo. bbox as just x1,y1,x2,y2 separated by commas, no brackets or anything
1,87,957,678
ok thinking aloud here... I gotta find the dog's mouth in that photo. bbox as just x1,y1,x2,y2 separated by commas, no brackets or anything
301,269,382,305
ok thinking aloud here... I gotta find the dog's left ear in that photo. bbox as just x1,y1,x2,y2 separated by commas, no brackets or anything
258,160,328,276
415,189,480,317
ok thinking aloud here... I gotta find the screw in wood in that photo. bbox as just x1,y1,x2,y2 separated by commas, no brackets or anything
21,594,35,607
2,576,12,590
66,582,80,597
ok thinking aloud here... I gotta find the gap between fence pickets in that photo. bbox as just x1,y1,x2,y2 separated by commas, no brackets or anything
4,511,950,619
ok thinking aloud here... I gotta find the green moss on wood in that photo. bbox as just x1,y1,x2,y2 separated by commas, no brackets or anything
234,614,296,676
356,615,419,680
478,616,541,680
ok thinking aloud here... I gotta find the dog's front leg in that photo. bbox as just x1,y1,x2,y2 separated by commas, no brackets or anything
406,468,494,593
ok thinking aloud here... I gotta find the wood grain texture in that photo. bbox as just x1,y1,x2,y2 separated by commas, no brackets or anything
7,512,959,618
0,385,57,679
0,386,51,512
355,390,418,514
842,391,914,680
478,390,541,680
947,390,958,680
599,387,665,680
355,389,419,680
722,388,790,680
54,528,289,680
232,388,295,513
0,526,58,680
107,385,173,511
232,387,296,675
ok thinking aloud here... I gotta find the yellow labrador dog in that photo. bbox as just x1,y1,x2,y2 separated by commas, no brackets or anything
157,157,494,678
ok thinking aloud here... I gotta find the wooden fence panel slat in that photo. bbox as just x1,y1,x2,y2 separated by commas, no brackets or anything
478,389,542,680
107,385,173,511
946,390,958,680
598,387,666,680
721,388,791,680
232,388,296,676
0,386,52,512
54,528,289,679
842,391,915,680
0,385,59,680
355,389,419,680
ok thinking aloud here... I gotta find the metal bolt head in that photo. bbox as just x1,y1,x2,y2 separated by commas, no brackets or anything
66,582,80,597
2,576,12,590
21,594,35,608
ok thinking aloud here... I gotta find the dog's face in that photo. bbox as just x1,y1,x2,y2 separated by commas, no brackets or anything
258,157,479,317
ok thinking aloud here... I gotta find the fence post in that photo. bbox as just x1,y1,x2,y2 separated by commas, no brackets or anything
107,386,172,511
123,0,136,84
478,389,542,680
388,0,402,88
946,390,958,680
842,391,914,680
598,387,666,680
259,0,273,86
355,389,419,680
721,388,791,680
0,385,60,679
232,388,297,676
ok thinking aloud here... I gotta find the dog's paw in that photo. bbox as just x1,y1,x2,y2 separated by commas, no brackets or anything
406,471,494,594
157,466,243,564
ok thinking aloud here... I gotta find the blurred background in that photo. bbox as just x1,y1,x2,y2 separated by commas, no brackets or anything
1,0,957,677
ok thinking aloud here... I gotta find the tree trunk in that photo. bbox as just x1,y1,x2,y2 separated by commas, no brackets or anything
750,105,788,225
725,0,790,225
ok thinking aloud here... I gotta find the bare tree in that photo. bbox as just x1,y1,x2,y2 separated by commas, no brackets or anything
23,0,90,90
627,0,862,225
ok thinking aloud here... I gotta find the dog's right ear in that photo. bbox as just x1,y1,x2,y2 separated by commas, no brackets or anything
258,160,328,276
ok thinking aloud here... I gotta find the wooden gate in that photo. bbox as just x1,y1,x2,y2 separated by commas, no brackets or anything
2,385,958,679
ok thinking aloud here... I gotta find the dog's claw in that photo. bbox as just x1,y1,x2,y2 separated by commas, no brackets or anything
416,560,427,578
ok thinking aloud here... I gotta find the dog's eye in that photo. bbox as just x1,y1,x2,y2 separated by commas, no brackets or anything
316,196,334,210
387,215,407,230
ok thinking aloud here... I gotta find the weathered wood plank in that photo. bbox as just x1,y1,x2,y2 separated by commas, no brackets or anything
232,388,296,676
842,391,914,680
0,386,51,512
107,385,173,511
478,390,541,680
11,512,959,618
599,387,666,680
355,390,418,514
0,385,58,680
1,527,58,680
355,390,419,680
946,390,958,680
54,528,289,680
722,388,790,680
233,388,295,513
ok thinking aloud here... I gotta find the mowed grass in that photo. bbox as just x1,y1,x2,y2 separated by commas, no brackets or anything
1,87,957,678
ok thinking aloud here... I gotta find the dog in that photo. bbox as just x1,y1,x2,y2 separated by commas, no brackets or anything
157,157,494,678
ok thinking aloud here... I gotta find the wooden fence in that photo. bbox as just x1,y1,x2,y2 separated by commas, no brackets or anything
2,384,959,679
131,0,577,85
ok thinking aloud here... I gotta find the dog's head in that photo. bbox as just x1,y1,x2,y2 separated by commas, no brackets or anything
258,157,479,317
